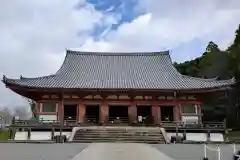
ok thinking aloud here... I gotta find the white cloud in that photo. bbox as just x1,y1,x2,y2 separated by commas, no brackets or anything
0,0,116,107
1,0,240,107
80,0,240,59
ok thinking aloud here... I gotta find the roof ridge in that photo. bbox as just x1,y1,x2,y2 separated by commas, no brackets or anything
66,49,169,56
180,74,235,82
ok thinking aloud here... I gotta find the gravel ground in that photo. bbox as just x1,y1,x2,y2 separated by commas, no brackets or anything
0,143,238,160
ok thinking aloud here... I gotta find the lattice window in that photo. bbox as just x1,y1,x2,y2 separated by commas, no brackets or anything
40,103,57,112
181,104,196,113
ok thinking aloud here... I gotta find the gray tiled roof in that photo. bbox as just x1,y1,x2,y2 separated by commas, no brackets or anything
2,50,235,90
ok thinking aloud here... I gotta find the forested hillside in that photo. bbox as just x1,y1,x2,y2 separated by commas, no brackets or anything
174,24,240,128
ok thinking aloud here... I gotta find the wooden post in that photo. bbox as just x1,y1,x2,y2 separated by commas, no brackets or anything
183,130,186,140
174,105,181,121
9,128,13,140
173,92,181,122
224,129,229,142
60,94,64,137
128,102,137,124
27,128,31,140
224,119,229,141
100,102,109,125
196,104,202,124
152,105,160,125
51,128,55,141
77,101,86,124
207,130,211,141
176,123,179,136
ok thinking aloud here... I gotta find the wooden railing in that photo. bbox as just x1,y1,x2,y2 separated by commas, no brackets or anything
108,117,129,125
11,119,226,130
84,117,99,125
160,121,225,129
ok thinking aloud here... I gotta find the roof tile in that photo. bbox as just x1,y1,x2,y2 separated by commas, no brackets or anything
3,50,235,90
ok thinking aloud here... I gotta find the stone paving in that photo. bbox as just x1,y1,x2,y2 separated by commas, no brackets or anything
0,143,238,160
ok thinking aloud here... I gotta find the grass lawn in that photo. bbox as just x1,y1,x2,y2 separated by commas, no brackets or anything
0,130,10,140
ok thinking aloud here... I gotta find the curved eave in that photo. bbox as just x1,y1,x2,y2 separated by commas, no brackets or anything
2,49,236,93
3,80,234,94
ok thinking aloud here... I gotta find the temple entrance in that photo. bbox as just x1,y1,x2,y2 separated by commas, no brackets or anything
85,105,100,124
64,104,77,121
161,106,174,121
108,106,128,124
137,105,152,124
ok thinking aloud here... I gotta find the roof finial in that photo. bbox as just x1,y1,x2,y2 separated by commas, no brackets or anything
20,75,23,79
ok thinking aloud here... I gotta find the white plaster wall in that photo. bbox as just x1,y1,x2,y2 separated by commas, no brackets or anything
167,132,206,141
167,132,224,142
14,131,28,140
39,115,57,121
182,116,198,124
210,133,224,142
186,133,207,141
30,132,51,140
14,131,71,141
30,132,71,140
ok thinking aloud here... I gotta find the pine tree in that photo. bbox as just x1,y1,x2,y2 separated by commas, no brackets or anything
233,24,240,47
28,100,38,120
228,24,240,80
205,41,219,53
227,24,240,127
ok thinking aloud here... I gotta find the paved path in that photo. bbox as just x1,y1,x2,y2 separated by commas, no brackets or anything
0,143,238,160
72,143,174,160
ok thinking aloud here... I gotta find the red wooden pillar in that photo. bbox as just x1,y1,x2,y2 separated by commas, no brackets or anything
196,104,202,124
173,104,181,121
57,102,63,121
36,102,40,113
152,105,160,125
77,101,85,123
100,101,108,124
128,102,137,124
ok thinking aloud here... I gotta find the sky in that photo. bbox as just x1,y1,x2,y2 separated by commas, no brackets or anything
0,0,240,108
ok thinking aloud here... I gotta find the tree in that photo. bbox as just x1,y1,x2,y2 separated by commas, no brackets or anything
226,24,240,128
13,107,30,120
205,41,220,53
28,100,39,120
228,24,240,51
174,24,240,126
0,107,13,125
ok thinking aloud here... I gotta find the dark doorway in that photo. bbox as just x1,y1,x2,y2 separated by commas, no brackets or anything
161,106,174,121
64,104,77,121
137,105,152,124
108,106,128,124
85,105,100,124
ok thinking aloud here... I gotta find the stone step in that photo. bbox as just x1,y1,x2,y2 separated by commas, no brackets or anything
79,128,160,130
74,135,163,138
75,130,162,133
74,132,162,136
72,138,164,141
71,139,164,144
74,136,164,140
71,127,166,144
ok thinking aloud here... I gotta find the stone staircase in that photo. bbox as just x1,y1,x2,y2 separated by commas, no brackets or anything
70,126,166,144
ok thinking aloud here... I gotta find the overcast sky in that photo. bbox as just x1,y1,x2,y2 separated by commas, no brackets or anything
0,0,240,108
